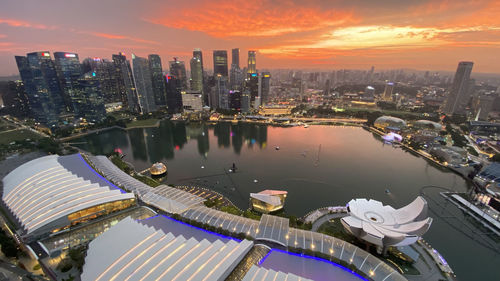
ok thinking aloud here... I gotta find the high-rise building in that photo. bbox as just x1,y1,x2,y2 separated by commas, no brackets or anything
247,51,256,75
75,72,106,122
382,82,394,101
81,57,122,106
0,81,29,118
230,66,244,90
232,48,240,68
148,54,167,107
54,52,82,113
213,50,228,78
229,90,241,110
247,73,259,101
15,51,65,125
165,75,183,113
190,56,203,93
182,93,203,112
193,48,204,74
211,75,228,109
444,61,474,115
132,54,156,113
169,58,188,90
112,52,139,112
260,72,271,104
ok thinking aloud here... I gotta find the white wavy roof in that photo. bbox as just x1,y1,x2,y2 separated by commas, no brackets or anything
242,265,312,281
2,155,134,234
81,217,253,281
342,196,432,247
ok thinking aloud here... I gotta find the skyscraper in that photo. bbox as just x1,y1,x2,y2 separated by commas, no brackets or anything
247,51,256,75
444,61,474,115
382,82,394,101
54,52,82,113
132,54,156,113
16,51,65,125
190,56,203,93
75,72,106,122
169,58,188,90
260,72,271,104
213,50,228,78
212,75,229,109
232,48,240,68
165,75,183,113
193,48,204,74
148,54,167,107
112,52,139,112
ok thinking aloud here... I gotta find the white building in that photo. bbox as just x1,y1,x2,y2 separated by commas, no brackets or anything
341,196,432,249
81,217,253,281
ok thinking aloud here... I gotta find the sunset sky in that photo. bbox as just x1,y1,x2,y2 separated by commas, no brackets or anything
1,0,499,76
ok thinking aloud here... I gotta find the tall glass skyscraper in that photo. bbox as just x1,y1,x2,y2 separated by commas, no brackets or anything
260,72,271,104
190,56,203,93
112,52,139,112
247,51,256,74
132,54,156,113
148,54,167,107
165,75,183,113
444,61,474,115
54,52,82,113
169,58,188,90
232,48,240,68
213,50,228,78
193,48,204,74
15,51,65,125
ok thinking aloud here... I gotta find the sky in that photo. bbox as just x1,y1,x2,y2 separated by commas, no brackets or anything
0,0,499,76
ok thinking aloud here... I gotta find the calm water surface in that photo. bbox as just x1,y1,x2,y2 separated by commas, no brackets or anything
75,121,499,280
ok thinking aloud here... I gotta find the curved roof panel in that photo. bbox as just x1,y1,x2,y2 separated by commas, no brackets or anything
2,154,134,234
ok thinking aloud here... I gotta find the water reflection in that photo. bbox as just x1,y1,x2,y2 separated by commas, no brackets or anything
76,121,268,161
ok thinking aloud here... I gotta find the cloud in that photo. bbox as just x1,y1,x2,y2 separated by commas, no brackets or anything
88,32,159,45
0,18,57,30
146,0,356,38
257,25,499,58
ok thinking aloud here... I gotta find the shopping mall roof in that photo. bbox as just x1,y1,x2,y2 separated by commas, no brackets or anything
342,196,432,247
242,265,312,281
1,154,134,235
81,217,253,281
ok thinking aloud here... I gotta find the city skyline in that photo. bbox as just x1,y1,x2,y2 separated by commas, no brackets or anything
1,0,500,76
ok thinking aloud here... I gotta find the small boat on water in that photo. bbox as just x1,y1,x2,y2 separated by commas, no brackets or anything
304,124,309,128
385,189,391,194
275,146,280,150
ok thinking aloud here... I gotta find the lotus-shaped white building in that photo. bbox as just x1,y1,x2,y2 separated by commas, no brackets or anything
341,196,432,248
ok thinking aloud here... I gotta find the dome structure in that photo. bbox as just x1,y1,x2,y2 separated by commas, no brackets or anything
341,196,432,248
374,116,407,130
150,162,167,176
413,120,443,130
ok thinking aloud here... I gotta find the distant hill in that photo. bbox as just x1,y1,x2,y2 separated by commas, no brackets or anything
0,75,20,81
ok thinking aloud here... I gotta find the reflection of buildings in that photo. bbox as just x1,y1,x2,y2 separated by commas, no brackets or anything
250,190,287,213
214,122,231,148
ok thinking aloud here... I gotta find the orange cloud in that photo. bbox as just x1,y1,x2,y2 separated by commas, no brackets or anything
88,32,159,45
0,18,56,30
146,0,357,38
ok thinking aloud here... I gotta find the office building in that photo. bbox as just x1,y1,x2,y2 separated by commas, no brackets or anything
382,82,394,101
228,90,241,110
247,73,259,101
232,48,240,68
260,72,271,104
444,61,474,115
212,75,229,109
213,50,228,78
182,92,203,111
190,56,203,93
193,48,204,74
15,51,65,126
53,52,82,113
169,58,188,90
165,75,183,113
247,50,256,74
132,54,156,113
148,54,167,107
112,52,139,112
75,72,106,122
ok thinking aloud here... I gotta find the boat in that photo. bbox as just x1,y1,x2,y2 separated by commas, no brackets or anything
304,124,309,128
385,189,391,194
275,146,280,150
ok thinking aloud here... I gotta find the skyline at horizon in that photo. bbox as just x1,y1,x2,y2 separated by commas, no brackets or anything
1,0,500,76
